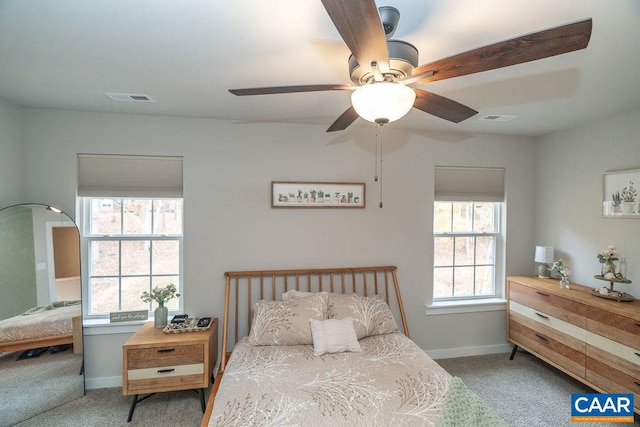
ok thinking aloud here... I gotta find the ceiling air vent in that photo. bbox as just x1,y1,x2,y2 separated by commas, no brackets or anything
480,114,517,122
105,92,155,102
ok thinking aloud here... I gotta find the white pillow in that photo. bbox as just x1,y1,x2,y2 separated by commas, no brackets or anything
309,317,361,356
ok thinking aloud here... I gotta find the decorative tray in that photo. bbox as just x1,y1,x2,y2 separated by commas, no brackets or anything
591,289,635,302
163,317,212,333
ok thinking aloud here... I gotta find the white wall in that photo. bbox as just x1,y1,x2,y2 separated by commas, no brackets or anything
535,109,640,297
0,99,25,207
18,108,536,386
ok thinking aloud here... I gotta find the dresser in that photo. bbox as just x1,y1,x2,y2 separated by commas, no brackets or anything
122,319,218,421
507,276,640,414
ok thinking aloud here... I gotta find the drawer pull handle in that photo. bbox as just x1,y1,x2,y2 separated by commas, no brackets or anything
536,291,550,297
157,348,176,353
157,368,175,374
636,323,640,327
535,333,548,341
535,312,549,319
635,381,640,388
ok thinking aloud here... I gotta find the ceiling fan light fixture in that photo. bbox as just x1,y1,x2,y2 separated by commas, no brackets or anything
351,82,415,124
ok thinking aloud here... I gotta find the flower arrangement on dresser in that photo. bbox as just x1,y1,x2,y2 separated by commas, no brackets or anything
549,258,572,289
597,245,621,280
594,245,633,301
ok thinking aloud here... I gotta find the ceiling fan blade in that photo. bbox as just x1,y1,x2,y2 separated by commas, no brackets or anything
413,18,592,83
413,89,478,123
321,0,389,75
326,106,359,132
229,84,352,96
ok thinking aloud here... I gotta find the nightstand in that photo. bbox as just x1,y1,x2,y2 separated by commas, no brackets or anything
122,318,218,422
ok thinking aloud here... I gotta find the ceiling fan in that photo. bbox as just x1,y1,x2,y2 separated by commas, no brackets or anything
229,0,592,132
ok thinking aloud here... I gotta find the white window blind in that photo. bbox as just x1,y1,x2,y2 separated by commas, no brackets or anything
434,166,504,202
77,154,183,197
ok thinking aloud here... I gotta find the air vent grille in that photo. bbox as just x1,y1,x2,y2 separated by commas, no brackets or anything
480,114,517,122
105,93,155,102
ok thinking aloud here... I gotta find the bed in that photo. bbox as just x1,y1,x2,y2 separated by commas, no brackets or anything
202,266,505,426
0,301,82,354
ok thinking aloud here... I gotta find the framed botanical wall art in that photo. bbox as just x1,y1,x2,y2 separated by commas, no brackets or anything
272,181,365,208
602,168,640,218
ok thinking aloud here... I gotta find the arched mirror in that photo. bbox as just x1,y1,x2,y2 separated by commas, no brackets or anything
0,204,84,425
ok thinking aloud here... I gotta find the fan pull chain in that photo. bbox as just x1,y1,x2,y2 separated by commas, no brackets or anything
378,124,384,208
374,126,379,182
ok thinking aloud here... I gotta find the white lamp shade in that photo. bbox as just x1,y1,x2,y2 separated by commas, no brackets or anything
351,82,416,123
534,246,554,264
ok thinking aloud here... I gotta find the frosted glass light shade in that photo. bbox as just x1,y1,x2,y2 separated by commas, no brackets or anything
351,82,416,124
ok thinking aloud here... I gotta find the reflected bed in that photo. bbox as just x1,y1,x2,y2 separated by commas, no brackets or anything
0,301,82,354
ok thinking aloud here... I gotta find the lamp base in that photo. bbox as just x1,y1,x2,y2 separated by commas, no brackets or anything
537,264,550,278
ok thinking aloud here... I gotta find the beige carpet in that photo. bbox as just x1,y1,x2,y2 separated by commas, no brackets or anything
0,347,84,426
14,349,640,426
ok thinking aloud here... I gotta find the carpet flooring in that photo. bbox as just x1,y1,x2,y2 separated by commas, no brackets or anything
13,349,640,426
0,347,84,426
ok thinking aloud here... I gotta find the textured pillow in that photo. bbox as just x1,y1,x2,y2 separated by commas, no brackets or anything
282,289,323,301
248,292,327,345
309,317,361,356
327,293,398,339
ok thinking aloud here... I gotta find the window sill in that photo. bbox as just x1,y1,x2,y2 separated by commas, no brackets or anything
425,298,506,316
83,318,149,336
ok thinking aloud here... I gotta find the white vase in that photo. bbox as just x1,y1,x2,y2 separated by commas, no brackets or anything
621,201,635,214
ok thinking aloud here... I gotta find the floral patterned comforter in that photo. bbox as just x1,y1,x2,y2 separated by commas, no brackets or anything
209,332,502,426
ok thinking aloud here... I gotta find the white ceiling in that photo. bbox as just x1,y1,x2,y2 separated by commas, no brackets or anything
1,0,639,136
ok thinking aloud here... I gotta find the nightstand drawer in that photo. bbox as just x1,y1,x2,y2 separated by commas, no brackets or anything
127,345,204,369
128,363,204,380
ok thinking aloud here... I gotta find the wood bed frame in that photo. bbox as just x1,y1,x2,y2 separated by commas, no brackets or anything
0,315,83,354
201,265,408,426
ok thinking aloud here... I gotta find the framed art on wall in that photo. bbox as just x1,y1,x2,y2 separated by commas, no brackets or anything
272,181,365,208
602,168,640,218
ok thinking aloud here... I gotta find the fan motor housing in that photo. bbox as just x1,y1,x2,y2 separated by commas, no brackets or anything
349,40,418,85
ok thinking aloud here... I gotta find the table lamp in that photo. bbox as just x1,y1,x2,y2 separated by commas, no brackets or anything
535,246,554,278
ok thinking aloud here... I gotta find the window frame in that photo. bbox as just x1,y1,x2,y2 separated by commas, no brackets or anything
432,201,504,303
81,197,184,320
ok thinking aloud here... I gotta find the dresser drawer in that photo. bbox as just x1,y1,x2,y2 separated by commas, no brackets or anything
586,357,640,412
586,344,640,379
509,281,587,328
510,318,585,378
127,344,204,370
586,307,640,350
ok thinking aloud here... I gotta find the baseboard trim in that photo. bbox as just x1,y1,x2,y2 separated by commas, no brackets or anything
426,343,512,360
85,375,122,390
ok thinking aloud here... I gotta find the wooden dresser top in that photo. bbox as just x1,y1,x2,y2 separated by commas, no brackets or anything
508,276,640,320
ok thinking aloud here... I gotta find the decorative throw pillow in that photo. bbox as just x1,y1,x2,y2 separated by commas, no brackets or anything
309,317,361,356
327,293,398,339
282,289,326,301
248,292,327,346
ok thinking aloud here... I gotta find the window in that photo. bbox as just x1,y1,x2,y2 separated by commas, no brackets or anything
433,201,500,299
432,166,505,304
84,198,183,317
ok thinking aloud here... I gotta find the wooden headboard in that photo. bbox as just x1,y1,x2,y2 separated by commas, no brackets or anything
218,265,408,373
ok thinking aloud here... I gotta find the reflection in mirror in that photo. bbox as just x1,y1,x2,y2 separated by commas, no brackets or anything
0,204,84,425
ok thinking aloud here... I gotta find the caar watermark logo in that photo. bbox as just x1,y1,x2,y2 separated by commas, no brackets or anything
571,393,634,423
